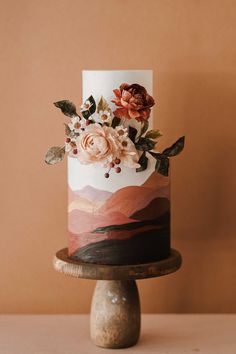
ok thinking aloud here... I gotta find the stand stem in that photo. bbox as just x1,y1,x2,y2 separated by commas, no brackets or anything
90,280,141,349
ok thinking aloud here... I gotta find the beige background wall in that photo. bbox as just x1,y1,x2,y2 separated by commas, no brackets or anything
1,0,236,314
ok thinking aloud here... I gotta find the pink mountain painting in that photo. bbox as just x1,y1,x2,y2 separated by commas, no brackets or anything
68,172,171,265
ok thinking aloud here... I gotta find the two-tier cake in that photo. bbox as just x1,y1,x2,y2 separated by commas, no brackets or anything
45,70,184,265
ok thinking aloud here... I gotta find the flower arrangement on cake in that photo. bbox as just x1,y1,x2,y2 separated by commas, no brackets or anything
45,83,185,178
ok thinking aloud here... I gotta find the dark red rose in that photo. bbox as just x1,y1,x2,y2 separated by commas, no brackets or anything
112,83,155,122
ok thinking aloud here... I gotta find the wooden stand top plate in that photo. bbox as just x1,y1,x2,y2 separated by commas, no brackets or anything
53,248,182,280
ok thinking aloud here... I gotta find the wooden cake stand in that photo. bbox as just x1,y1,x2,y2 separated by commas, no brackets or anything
53,248,182,349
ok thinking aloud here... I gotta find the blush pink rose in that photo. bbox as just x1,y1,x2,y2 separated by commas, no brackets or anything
76,124,120,166
112,83,155,122
76,124,140,169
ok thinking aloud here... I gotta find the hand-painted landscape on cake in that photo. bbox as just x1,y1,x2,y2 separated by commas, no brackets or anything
68,172,171,265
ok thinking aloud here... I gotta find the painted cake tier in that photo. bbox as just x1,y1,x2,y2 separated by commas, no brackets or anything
68,159,170,265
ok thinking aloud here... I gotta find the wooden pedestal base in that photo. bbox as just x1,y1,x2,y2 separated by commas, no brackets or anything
53,248,181,349
91,280,140,348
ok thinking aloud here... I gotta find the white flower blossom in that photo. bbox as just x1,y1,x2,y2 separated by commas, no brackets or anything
68,116,86,133
98,110,112,124
80,100,92,112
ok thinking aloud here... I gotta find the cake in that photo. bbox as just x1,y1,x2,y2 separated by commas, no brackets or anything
45,70,184,265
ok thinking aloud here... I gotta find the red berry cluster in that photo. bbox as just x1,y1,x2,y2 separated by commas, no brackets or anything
104,158,121,178
65,137,78,155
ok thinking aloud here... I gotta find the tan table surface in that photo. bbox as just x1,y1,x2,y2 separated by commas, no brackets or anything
0,314,235,354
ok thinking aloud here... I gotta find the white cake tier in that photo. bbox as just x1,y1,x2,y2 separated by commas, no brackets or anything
68,70,154,193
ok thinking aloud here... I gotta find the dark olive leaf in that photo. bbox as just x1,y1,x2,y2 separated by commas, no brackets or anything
140,121,149,136
45,146,65,165
135,137,157,151
111,116,121,128
81,111,91,119
54,100,78,118
155,158,161,172
148,151,163,160
87,95,96,114
64,123,77,138
64,123,71,136
128,126,138,143
136,152,148,172
155,157,169,176
145,129,162,140
162,136,185,157
81,110,90,119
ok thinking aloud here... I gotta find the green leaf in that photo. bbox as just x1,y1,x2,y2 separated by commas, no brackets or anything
136,152,148,172
140,121,149,136
135,137,156,151
97,95,110,112
111,116,121,128
145,129,162,140
54,100,78,118
148,136,185,176
155,157,169,176
128,126,138,142
162,136,185,157
45,146,65,165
